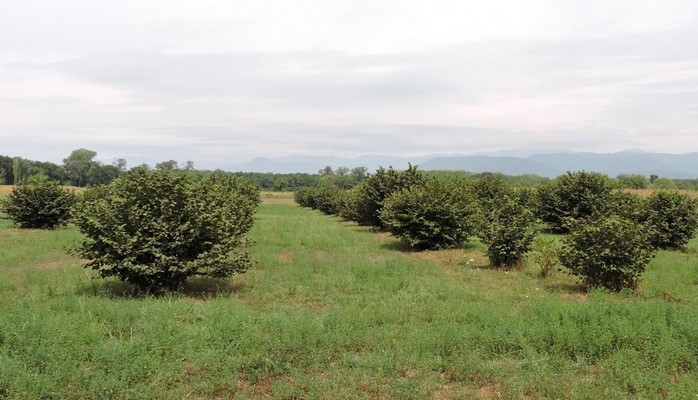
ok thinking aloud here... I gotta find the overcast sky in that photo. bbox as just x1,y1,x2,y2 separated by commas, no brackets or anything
1,0,697,168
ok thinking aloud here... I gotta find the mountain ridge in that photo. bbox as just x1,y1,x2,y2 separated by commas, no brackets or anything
226,151,698,179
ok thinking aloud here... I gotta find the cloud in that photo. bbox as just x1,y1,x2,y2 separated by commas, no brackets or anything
1,0,698,167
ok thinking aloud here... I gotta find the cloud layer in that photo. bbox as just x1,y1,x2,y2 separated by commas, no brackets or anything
1,0,697,168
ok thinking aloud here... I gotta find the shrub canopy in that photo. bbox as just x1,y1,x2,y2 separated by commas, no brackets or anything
353,164,426,229
480,196,539,269
72,169,260,292
1,180,76,229
642,191,698,250
537,171,613,233
560,216,656,291
380,179,477,250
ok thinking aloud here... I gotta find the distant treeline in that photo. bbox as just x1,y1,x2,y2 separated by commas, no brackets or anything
3,151,698,191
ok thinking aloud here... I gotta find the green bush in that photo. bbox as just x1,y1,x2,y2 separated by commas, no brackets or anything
1,180,76,229
471,173,512,211
481,197,539,269
537,171,613,233
294,185,350,216
312,185,346,216
380,179,476,250
337,188,361,221
560,216,656,291
643,191,698,250
72,169,260,292
615,174,649,189
470,173,512,237
353,164,426,229
607,190,645,223
293,187,317,208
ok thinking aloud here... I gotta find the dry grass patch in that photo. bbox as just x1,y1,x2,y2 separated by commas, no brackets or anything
261,191,296,205
276,251,294,263
624,188,698,198
0,185,13,195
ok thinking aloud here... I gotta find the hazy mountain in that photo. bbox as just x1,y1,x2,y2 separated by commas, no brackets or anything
526,151,698,178
227,151,698,178
420,156,561,177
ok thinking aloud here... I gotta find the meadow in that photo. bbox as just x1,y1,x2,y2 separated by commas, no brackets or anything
1,191,697,399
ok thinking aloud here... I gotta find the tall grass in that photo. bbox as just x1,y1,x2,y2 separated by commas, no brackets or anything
0,200,697,398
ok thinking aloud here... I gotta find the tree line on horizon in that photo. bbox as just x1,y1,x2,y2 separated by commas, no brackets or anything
2,148,698,190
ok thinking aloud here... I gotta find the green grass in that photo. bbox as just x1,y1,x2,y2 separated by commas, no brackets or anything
1,203,698,399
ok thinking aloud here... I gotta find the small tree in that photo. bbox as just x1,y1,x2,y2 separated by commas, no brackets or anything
63,148,98,187
537,171,613,233
530,236,561,277
560,216,656,291
337,188,362,222
615,174,649,189
312,184,346,215
643,191,698,250
380,179,477,250
294,187,317,209
72,170,260,292
481,197,539,269
1,179,76,229
353,164,426,229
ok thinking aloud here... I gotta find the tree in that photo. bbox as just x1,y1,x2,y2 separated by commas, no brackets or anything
616,174,649,189
1,179,76,229
335,166,350,176
12,157,30,185
30,161,66,183
113,158,128,171
63,148,98,187
650,178,678,190
350,166,368,182
72,170,261,292
88,163,122,185
155,160,179,171
318,166,334,176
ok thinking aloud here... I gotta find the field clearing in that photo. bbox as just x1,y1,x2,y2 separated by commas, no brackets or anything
624,188,698,197
1,201,698,399
261,191,296,205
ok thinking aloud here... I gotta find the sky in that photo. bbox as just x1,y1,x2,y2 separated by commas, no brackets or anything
1,0,697,169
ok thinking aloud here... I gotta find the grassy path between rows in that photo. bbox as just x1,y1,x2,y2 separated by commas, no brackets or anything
1,199,698,399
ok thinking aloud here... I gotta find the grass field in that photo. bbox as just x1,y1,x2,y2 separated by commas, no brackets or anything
1,193,698,399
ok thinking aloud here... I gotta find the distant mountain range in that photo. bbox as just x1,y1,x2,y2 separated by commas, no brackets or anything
226,151,698,179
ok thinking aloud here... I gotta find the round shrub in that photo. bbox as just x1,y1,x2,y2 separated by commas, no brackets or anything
294,187,317,208
643,191,698,250
537,171,613,233
72,169,260,292
380,179,476,250
1,180,76,229
560,216,656,291
312,185,346,215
